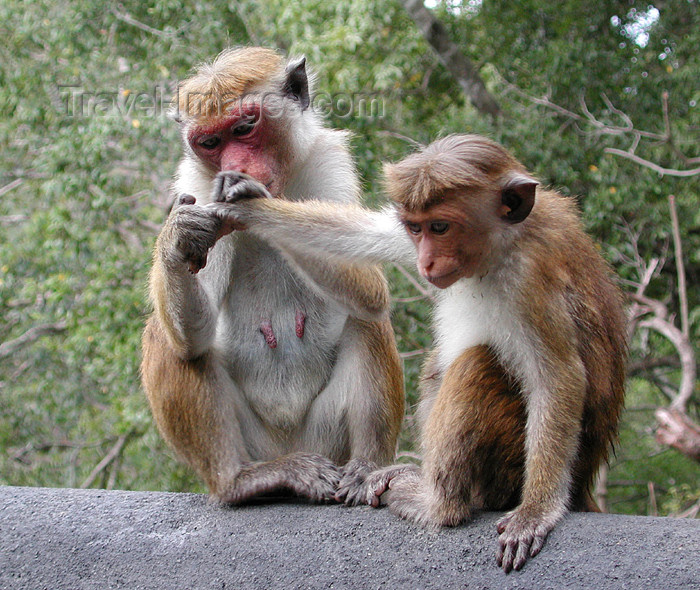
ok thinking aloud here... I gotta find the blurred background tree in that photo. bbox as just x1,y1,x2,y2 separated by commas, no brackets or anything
0,0,697,516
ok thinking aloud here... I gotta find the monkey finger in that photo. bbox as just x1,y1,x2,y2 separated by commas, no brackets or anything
497,539,519,573
513,540,531,571
336,483,367,506
496,512,513,534
496,542,511,573
214,171,271,203
496,543,506,570
208,203,249,232
529,533,546,557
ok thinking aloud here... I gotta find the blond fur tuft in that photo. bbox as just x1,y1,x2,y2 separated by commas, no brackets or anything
175,47,284,121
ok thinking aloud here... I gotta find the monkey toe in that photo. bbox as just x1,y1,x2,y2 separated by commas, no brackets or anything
336,458,376,505
287,453,342,503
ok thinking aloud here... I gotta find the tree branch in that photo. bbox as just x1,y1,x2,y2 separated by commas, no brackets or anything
398,0,500,117
499,77,699,176
668,195,689,338
393,263,434,302
603,148,700,177
80,433,133,489
111,5,182,39
399,348,427,360
638,315,696,413
654,408,700,463
0,321,67,360
0,179,23,198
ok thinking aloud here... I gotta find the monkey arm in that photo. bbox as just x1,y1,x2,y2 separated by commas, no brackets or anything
207,198,416,320
497,303,587,572
211,198,416,266
281,253,392,322
149,206,232,360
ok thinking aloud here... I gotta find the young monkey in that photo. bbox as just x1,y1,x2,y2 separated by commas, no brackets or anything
213,135,627,572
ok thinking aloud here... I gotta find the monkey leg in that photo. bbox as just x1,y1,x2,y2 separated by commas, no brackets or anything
387,345,526,526
141,317,341,504
299,317,404,507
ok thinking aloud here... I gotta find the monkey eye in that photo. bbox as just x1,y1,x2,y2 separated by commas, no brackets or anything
231,117,257,137
405,222,422,235
429,221,449,235
197,135,221,150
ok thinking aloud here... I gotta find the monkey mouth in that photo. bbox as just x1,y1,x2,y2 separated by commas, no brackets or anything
424,269,461,289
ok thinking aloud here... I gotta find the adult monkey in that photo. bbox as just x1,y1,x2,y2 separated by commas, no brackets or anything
215,134,627,572
141,47,404,505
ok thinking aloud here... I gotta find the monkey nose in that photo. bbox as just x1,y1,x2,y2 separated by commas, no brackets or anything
418,260,434,276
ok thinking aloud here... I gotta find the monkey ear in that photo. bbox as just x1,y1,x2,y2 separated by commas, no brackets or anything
283,57,310,111
500,173,538,224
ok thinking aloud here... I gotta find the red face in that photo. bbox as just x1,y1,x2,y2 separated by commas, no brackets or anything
187,106,288,196
401,201,491,289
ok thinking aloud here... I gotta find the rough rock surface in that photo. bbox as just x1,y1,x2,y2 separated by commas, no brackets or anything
1,486,698,589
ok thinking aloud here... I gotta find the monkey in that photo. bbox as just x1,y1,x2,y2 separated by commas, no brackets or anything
212,134,627,572
140,47,404,507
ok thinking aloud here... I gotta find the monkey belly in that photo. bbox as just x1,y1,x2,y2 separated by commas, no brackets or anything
214,248,348,438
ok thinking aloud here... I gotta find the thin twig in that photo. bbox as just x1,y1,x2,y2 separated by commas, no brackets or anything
595,463,609,513
603,148,700,177
392,295,430,303
393,263,434,301
80,433,132,489
647,481,658,516
674,498,700,519
111,6,175,39
399,348,427,360
0,215,28,225
377,130,424,147
0,178,23,198
0,321,67,359
667,195,689,338
661,91,672,140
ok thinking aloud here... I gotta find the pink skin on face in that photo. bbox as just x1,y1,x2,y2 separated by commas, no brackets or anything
188,106,285,196
402,205,489,289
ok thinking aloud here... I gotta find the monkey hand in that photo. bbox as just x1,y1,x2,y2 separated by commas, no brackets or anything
496,507,559,573
162,194,244,273
160,194,231,273
213,171,273,203
336,460,420,507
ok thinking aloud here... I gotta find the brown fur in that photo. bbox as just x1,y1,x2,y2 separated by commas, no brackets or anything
516,189,627,511
384,135,526,212
422,345,526,521
384,135,627,571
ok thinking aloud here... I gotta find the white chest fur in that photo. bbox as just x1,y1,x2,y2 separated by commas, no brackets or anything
433,276,518,373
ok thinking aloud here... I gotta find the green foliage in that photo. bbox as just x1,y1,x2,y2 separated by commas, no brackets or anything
0,0,697,516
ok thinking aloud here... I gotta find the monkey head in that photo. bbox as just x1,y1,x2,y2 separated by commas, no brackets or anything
385,135,538,288
173,47,314,198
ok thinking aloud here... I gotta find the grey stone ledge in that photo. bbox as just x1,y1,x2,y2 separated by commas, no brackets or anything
0,486,698,590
